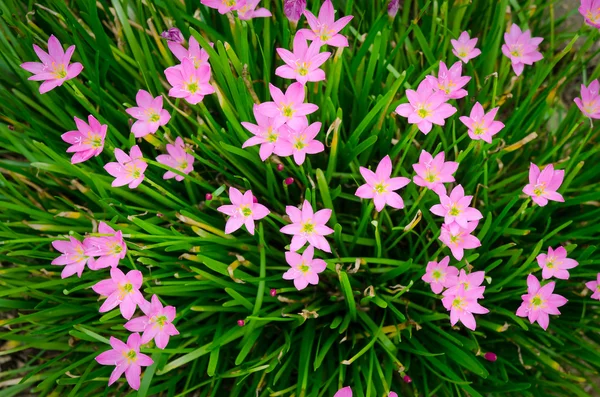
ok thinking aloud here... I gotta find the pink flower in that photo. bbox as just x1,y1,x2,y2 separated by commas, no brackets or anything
334,387,396,397
388,0,400,18
165,59,214,105
237,0,271,19
201,0,238,14
451,31,481,64
459,102,504,143
537,246,578,280
104,146,147,189
276,33,331,85
516,274,568,330
585,273,600,300
241,104,286,161
256,83,318,130
579,0,600,29
275,120,325,165
421,256,458,294
574,80,600,119
85,222,127,270
425,61,471,99
439,221,481,261
20,34,83,94
217,188,270,235
125,90,171,137
51,237,93,278
280,200,334,252
95,333,153,390
284,0,307,22
156,137,195,181
282,246,327,290
61,115,106,164
161,27,184,43
522,163,564,206
124,294,179,349
430,185,483,228
168,36,209,68
395,80,457,134
92,268,145,320
444,269,486,300
355,155,410,212
501,24,543,76
299,0,354,47
412,150,459,195
441,288,489,330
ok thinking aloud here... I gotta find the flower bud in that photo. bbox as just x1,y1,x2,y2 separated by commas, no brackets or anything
284,0,306,23
284,177,294,185
484,352,497,362
161,27,184,44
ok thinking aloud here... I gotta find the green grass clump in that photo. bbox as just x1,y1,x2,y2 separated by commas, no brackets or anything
1,0,600,396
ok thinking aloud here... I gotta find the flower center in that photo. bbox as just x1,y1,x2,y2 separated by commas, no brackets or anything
123,349,137,364
296,62,310,76
266,128,279,143
178,160,189,170
373,182,387,194
118,282,133,299
531,294,544,307
533,183,546,196
473,122,486,135
240,205,253,217
293,136,307,150
452,296,466,310
299,262,310,273
84,131,103,148
509,45,523,58
425,170,438,183
52,62,67,79
318,26,332,42
546,259,555,269
432,270,442,280
458,50,468,58
149,112,161,123
449,205,461,216
583,100,598,115
223,0,236,6
438,80,456,94
282,105,294,118
449,233,462,245
300,222,315,234
186,80,199,93
417,107,431,118
586,10,599,23
153,315,168,328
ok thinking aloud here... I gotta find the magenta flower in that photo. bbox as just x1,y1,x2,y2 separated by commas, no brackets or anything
451,31,481,64
125,90,171,137
421,256,458,294
95,333,153,390
299,0,354,47
516,274,568,330
256,83,318,130
574,80,600,119
20,34,83,94
334,387,397,397
444,269,486,300
275,121,325,165
355,155,410,212
85,222,127,270
241,104,286,161
439,221,481,261
388,0,400,18
92,268,145,320
282,246,327,290
104,146,147,189
61,115,106,164
161,27,184,43
537,246,578,280
586,273,600,300
280,200,334,252
217,188,270,235
430,185,483,228
237,0,271,20
425,61,471,99
395,80,457,134
156,137,195,181
522,163,564,206
275,34,331,85
124,294,179,349
51,237,93,278
441,288,489,330
459,102,505,143
201,0,238,14
579,0,600,29
165,59,214,105
168,36,209,69
501,24,543,76
412,150,459,195
284,0,306,22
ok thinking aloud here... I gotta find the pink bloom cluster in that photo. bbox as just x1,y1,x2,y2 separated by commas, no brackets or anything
201,0,271,19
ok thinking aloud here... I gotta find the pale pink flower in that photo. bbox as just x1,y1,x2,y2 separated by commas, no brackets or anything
537,246,578,280
161,27,184,43
104,146,147,189
51,237,93,278
217,188,270,235
95,333,153,390
20,34,83,94
516,274,568,330
522,163,564,206
125,90,171,137
395,80,457,134
585,273,600,300
441,288,489,330
168,36,209,68
282,246,327,290
124,294,179,349
284,0,306,22
355,155,410,212
430,185,482,228
241,104,286,161
237,0,271,19
275,120,325,165
201,0,238,14
412,150,459,195
280,200,334,252
501,24,543,76
299,0,354,47
334,387,397,397
165,59,214,105
451,31,481,64
425,61,471,99
421,256,458,294
444,269,486,300
574,80,600,119
256,82,318,130
156,137,195,181
92,268,145,320
459,102,504,143
85,222,127,270
439,221,481,261
579,0,600,29
61,115,106,164
388,0,400,18
276,34,331,85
